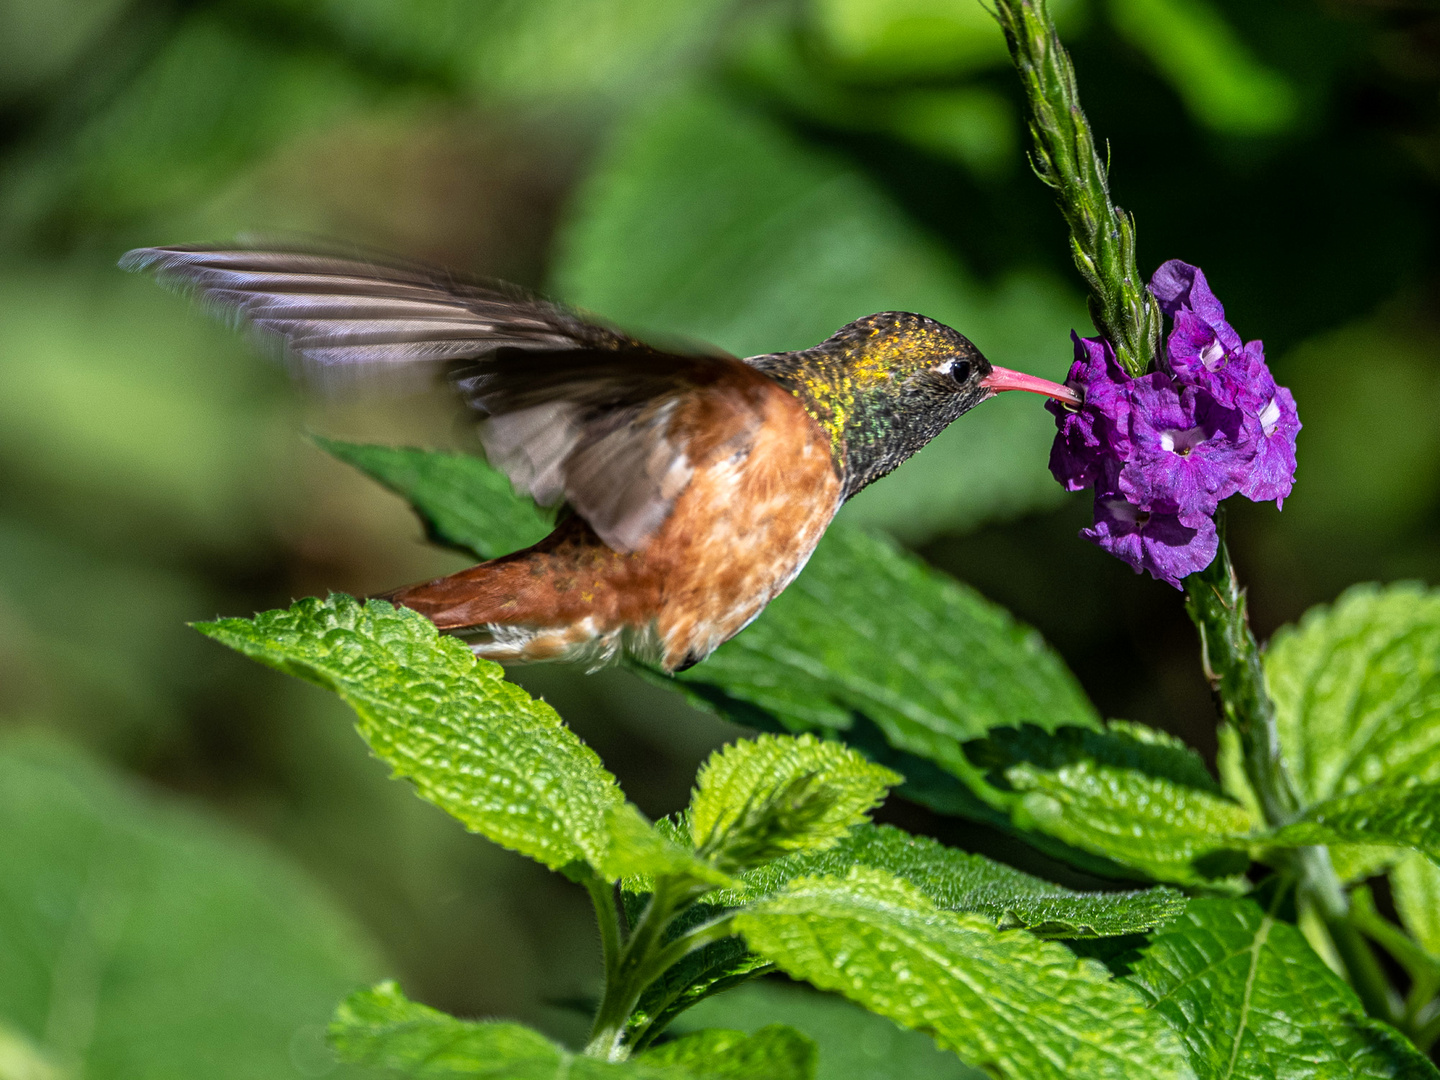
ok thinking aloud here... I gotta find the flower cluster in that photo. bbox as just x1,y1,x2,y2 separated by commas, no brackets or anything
1048,260,1299,588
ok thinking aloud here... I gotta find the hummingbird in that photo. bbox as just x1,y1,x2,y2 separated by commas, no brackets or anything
124,246,1078,672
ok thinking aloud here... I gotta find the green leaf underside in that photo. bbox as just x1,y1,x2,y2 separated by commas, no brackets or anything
197,595,624,874
688,734,900,871
602,804,735,887
0,738,381,1080
1125,897,1440,1079
1262,780,1440,863
333,983,813,1080
671,528,1099,813
1265,583,1440,806
314,437,553,560
722,824,1187,938
734,868,1194,1080
1005,759,1255,886
1392,853,1440,958
641,1026,816,1080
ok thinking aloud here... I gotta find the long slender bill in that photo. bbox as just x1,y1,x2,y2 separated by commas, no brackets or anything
980,365,1081,406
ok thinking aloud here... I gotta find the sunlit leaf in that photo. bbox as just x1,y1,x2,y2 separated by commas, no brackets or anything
198,594,625,874
735,868,1194,1080
1262,780,1440,863
639,1025,816,1080
1125,897,1438,1079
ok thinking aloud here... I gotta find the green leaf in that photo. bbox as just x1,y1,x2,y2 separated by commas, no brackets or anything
197,594,625,875
726,824,1186,938
554,88,1084,540
668,528,1099,824
1262,780,1440,862
602,805,735,888
735,868,1195,1080
1125,897,1439,1079
313,437,553,560
676,980,988,1080
1266,583,1440,806
1108,0,1297,136
0,737,382,1080
688,735,900,872
1392,853,1440,959
639,1026,816,1080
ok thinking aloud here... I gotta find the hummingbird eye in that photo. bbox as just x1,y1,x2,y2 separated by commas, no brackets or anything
949,359,973,385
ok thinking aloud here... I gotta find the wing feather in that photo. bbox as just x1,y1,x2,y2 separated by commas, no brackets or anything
122,244,766,552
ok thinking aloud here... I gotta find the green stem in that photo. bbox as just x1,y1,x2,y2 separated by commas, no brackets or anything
992,0,1160,377
585,876,622,983
585,879,676,1060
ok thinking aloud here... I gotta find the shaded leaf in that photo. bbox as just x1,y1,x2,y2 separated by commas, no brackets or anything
0,737,381,1080
689,734,899,872
676,980,987,1080
1391,853,1440,959
735,868,1195,1080
197,594,624,874
314,437,552,559
725,823,1186,938
639,1026,816,1080
1125,897,1438,1079
1263,780,1440,863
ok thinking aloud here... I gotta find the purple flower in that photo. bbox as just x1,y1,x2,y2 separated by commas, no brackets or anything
1046,334,1131,491
1237,385,1300,508
1150,260,1228,325
1118,373,1248,525
1083,489,1219,589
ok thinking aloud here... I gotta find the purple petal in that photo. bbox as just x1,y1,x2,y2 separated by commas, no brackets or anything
1118,377,1246,523
1149,260,1228,329
1082,490,1219,588
1046,333,1132,489
1237,385,1300,508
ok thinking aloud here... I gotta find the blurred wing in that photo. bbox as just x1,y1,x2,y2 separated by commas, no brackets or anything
121,244,758,552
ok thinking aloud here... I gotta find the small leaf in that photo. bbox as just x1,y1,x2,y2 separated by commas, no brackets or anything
688,734,900,872
1266,582,1440,806
1125,897,1439,1079
314,437,552,560
639,1026,816,1080
669,528,1100,825
735,868,1195,1080
725,823,1187,938
602,804,735,888
197,595,625,875
1262,780,1440,862
1392,852,1440,959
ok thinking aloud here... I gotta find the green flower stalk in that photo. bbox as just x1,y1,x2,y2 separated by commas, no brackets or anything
992,0,1161,378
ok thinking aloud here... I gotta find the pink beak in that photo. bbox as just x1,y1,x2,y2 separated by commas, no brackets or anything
980,365,1081,407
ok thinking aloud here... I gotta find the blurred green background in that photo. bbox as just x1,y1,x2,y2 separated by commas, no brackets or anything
1,0,1437,1075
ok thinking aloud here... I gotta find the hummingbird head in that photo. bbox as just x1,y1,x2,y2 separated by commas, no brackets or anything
749,311,1079,500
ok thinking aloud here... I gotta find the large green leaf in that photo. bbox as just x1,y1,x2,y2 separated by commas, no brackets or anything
688,734,899,872
1266,583,1440,805
670,528,1099,817
735,869,1195,1080
0,737,382,1080
333,983,811,1080
1392,853,1440,959
726,824,1186,938
1262,780,1440,862
197,594,625,874
676,980,987,1080
553,87,1082,540
313,438,552,559
1125,897,1438,1079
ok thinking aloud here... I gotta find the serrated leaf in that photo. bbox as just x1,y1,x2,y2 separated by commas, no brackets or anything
1266,583,1440,806
734,868,1195,1080
197,594,625,874
331,982,676,1078
1262,780,1440,862
639,1026,816,1080
1392,853,1440,958
725,823,1186,938
602,804,735,888
668,528,1099,824
1125,897,1439,1079
1004,758,1256,886
689,734,899,872
313,437,553,560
